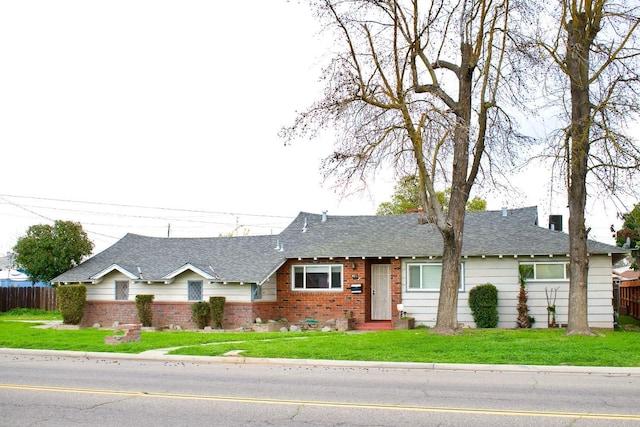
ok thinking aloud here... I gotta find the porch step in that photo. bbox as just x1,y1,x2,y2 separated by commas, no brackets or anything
355,321,393,331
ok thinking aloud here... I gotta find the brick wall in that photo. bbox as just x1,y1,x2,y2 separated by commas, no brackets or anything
80,257,402,329
277,258,370,326
82,301,139,327
81,300,278,330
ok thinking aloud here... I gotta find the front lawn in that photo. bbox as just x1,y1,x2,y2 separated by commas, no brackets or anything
1,316,639,367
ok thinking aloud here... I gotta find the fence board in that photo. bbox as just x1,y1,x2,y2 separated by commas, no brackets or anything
0,287,58,312
619,280,640,320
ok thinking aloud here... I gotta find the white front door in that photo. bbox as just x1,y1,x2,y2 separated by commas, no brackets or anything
371,264,391,320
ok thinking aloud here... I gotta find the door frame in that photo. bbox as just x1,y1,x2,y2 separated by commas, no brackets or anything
370,264,391,320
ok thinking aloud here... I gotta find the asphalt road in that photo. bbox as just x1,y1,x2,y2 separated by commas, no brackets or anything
1,349,640,426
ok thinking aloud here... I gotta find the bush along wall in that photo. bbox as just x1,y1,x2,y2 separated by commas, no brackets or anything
468,283,499,328
135,294,155,327
210,296,225,329
57,284,87,325
191,301,211,329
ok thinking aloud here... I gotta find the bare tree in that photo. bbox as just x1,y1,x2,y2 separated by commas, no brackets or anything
536,0,640,335
282,0,529,334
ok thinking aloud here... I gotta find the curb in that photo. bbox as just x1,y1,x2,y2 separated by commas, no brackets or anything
2,347,640,375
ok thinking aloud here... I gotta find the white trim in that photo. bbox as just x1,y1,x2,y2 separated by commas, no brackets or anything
404,261,465,292
291,263,344,291
90,264,137,282
519,261,570,281
162,263,215,281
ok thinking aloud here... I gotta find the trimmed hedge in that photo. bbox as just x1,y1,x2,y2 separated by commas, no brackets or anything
210,296,225,329
135,294,154,327
468,283,499,328
57,285,86,325
191,301,211,329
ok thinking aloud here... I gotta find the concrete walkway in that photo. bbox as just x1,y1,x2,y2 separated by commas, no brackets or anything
2,347,640,375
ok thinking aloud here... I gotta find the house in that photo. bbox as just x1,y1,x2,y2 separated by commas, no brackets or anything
0,253,49,287
52,207,626,329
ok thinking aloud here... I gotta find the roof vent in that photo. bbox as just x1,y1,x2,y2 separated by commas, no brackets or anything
501,207,507,217
321,210,328,222
302,217,308,233
549,215,563,231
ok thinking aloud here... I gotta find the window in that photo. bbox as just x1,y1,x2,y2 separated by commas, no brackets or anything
292,265,343,290
520,262,569,281
406,263,464,291
115,281,129,301
251,284,262,301
188,280,203,301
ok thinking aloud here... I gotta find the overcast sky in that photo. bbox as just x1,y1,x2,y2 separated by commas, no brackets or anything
0,1,631,255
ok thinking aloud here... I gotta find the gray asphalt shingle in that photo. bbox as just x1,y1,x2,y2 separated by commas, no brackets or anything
53,206,625,284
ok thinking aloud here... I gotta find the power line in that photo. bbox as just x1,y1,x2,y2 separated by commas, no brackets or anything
0,197,54,222
0,194,294,220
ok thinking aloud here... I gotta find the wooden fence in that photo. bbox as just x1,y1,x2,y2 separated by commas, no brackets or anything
0,287,58,312
619,280,640,320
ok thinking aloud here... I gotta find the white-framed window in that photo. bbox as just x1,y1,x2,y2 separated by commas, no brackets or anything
520,262,569,281
188,280,203,301
406,263,464,291
251,284,262,301
292,264,343,290
115,280,129,301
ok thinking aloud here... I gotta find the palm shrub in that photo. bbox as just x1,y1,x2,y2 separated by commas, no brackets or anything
210,296,225,328
57,284,86,325
468,283,499,328
135,294,154,327
191,301,211,329
516,265,533,328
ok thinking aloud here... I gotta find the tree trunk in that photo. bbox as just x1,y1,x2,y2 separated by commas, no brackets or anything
431,42,474,335
565,14,594,336
432,226,463,334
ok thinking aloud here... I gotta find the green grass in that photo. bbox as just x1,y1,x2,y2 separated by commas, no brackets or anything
0,308,62,320
1,314,640,367
168,328,640,367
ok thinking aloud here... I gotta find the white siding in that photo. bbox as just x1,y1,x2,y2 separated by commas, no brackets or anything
85,270,253,302
401,255,614,329
258,274,277,302
85,271,124,300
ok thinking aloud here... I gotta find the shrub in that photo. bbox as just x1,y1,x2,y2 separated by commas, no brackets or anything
516,265,533,328
57,285,86,325
209,296,225,328
191,301,211,329
468,283,499,328
135,294,154,327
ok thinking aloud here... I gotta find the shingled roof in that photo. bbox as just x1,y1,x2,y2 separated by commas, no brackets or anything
53,206,625,285
53,234,286,285
278,206,624,259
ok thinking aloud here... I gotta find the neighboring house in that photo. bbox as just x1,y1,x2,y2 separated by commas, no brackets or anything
0,253,49,287
52,207,626,329
613,268,640,282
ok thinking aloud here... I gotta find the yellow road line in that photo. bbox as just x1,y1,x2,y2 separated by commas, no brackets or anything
2,383,639,421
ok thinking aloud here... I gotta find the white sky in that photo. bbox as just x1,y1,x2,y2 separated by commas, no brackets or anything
0,1,632,256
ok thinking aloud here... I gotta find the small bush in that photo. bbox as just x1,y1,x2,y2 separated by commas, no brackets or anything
57,285,87,325
210,296,225,328
468,283,499,328
191,301,211,329
135,294,154,327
